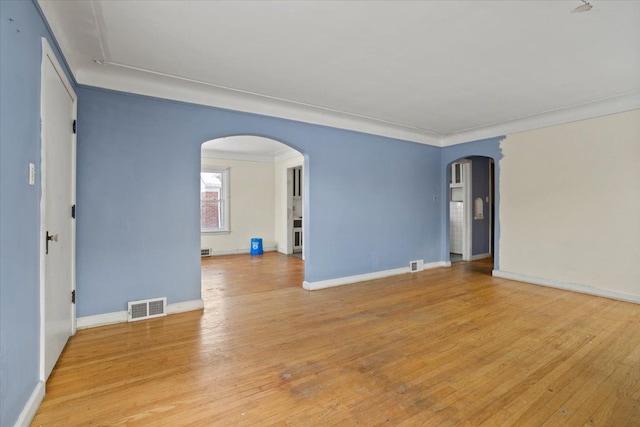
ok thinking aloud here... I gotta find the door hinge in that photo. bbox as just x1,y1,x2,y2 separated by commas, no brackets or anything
72,119,77,134
71,290,76,304
71,204,76,219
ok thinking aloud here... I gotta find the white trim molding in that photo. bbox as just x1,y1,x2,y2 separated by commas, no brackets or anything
77,64,441,146
274,150,303,163
77,299,205,330
202,149,277,163
73,64,640,149
76,310,127,329
492,270,640,304
471,253,492,261
14,380,45,427
165,299,205,315
303,261,449,291
442,92,640,146
201,148,300,164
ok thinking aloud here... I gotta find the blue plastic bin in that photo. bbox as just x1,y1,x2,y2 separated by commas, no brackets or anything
250,238,263,255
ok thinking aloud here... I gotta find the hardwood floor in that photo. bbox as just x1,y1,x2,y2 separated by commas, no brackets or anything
32,253,640,426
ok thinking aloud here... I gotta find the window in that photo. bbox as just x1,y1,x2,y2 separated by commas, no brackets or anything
451,162,463,184
201,167,229,233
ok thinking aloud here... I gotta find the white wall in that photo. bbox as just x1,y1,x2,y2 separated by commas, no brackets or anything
498,109,640,300
274,155,304,254
201,156,275,254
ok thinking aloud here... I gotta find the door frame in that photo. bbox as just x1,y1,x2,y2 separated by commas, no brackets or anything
461,160,473,261
489,159,495,256
285,164,304,255
39,38,77,382
448,159,472,262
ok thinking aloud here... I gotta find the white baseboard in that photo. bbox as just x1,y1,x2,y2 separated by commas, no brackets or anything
77,298,205,330
303,260,449,291
15,380,44,427
492,270,640,304
205,247,276,256
166,298,204,314
423,261,450,270
76,310,127,329
471,253,491,261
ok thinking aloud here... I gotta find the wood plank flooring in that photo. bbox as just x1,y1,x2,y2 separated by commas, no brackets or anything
32,253,640,426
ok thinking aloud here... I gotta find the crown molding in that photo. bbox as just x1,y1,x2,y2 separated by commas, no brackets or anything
274,150,303,163
201,149,277,163
77,64,442,147
75,65,640,150
441,91,640,146
201,147,302,163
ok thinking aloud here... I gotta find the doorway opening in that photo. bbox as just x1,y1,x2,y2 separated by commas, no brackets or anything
288,166,303,259
199,135,305,293
447,156,495,264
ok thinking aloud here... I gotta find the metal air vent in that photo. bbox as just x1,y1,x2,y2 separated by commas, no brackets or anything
128,297,167,322
410,260,424,273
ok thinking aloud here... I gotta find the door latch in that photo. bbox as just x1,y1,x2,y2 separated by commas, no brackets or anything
46,231,58,254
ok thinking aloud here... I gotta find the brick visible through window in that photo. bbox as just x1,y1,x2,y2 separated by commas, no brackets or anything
201,170,227,231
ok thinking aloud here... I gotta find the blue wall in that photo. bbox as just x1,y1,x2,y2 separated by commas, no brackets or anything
0,1,76,425
76,87,443,316
470,156,491,256
441,137,504,268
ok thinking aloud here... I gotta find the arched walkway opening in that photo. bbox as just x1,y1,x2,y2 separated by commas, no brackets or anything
445,156,496,265
199,135,306,295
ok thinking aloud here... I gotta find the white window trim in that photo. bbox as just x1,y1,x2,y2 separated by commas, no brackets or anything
201,166,230,234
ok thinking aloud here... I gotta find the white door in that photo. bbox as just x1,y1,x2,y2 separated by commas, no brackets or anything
40,39,76,381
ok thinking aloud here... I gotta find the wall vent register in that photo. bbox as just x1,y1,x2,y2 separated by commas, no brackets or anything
128,297,167,322
410,260,424,273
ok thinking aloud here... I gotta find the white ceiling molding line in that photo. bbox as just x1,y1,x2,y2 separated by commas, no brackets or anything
90,0,108,64
441,91,640,146
201,149,278,163
274,150,303,163
201,148,301,163
77,64,443,147
73,63,640,150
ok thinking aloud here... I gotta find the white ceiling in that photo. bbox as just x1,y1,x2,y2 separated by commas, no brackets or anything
39,0,640,146
201,136,299,163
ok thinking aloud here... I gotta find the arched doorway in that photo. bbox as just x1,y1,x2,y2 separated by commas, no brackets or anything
446,156,495,264
199,135,306,292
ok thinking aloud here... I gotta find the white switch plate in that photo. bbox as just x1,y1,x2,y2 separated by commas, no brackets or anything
29,163,35,185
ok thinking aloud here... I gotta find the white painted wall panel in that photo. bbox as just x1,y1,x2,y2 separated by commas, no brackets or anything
499,109,640,298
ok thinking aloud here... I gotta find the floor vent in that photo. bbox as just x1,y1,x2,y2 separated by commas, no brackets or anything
128,297,167,322
201,248,213,257
410,260,424,273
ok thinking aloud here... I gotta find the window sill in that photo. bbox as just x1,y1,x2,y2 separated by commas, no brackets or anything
201,230,230,235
